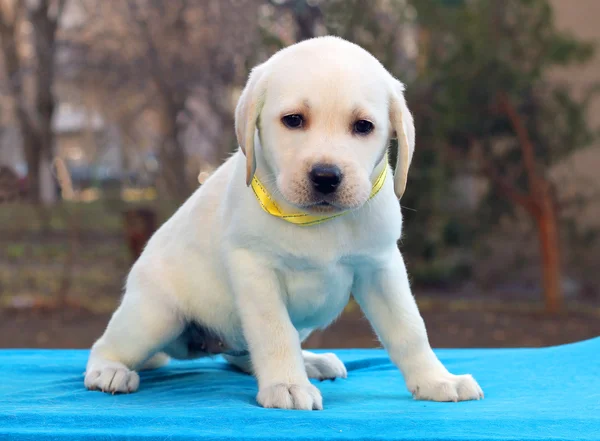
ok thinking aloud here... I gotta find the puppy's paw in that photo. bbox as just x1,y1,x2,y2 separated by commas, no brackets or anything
84,362,140,394
408,372,483,402
257,383,323,410
304,352,347,381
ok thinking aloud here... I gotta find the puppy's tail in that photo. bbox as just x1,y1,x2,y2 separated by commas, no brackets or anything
140,352,170,371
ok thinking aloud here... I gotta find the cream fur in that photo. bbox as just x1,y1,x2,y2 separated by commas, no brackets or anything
84,36,483,410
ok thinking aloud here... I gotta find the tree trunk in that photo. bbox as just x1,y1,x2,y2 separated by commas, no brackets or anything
32,1,59,207
39,154,57,205
535,187,562,314
0,0,64,206
21,129,56,205
496,93,564,314
158,118,190,202
22,132,41,204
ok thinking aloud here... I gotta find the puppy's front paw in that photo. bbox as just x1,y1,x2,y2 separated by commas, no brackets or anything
304,352,347,381
408,372,483,402
257,383,323,410
84,364,140,394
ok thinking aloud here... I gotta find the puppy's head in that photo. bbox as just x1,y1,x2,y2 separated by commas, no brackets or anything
235,36,415,213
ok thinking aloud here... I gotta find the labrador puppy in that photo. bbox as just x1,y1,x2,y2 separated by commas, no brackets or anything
84,36,483,410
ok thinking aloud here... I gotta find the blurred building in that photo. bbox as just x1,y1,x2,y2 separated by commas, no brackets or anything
0,103,122,183
549,0,600,227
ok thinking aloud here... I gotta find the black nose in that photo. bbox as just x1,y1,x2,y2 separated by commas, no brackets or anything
309,164,343,195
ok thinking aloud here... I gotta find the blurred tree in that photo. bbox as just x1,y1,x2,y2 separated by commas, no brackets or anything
411,0,597,312
61,0,260,202
0,0,66,205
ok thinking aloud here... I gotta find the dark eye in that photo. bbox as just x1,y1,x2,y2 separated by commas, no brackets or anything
282,114,304,129
353,119,374,135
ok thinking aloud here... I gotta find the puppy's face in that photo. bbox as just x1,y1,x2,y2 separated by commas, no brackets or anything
259,53,390,213
236,37,415,211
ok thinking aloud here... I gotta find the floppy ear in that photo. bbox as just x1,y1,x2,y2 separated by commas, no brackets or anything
389,79,415,199
235,63,267,186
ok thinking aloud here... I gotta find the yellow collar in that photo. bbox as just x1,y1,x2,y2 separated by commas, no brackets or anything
250,158,388,226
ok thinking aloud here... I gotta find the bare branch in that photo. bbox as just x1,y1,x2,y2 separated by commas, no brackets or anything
497,92,541,196
0,0,25,96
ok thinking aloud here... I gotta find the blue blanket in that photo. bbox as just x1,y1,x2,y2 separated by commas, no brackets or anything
1,338,598,441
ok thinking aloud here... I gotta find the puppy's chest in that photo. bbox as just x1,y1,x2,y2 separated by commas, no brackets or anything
278,261,353,330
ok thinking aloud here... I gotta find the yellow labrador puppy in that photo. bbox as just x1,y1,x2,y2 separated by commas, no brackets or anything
85,36,483,410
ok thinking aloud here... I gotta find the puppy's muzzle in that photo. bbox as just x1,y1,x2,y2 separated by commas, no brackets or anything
309,164,343,195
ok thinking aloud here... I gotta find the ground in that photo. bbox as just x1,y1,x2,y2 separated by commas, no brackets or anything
1,300,599,350
1,202,599,350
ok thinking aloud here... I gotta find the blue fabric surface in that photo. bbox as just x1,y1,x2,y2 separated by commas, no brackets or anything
1,339,598,441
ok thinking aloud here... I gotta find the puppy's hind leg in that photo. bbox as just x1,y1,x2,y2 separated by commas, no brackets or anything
84,284,184,394
224,345,347,382
302,351,347,381
224,351,348,382
140,352,170,371
223,353,253,374
298,330,347,381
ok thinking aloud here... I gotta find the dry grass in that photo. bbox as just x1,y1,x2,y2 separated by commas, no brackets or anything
0,201,139,310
